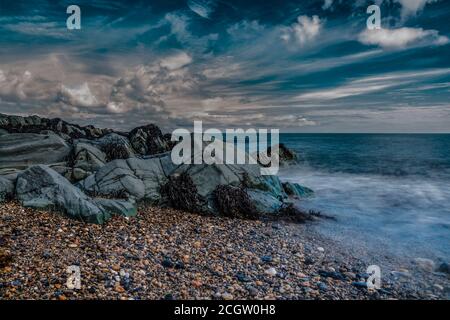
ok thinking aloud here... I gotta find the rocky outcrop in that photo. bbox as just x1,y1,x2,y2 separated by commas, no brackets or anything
0,177,14,203
78,156,171,204
15,165,136,224
0,133,71,170
0,113,111,140
128,124,171,155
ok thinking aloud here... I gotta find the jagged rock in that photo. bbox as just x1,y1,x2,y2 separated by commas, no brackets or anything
78,156,169,203
0,133,71,170
0,177,14,203
129,124,171,155
15,165,136,224
282,182,314,198
0,113,111,140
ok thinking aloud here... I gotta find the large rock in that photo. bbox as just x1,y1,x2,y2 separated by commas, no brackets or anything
0,133,71,170
0,177,14,203
129,124,171,155
15,165,136,224
246,189,283,214
78,156,170,203
254,143,298,167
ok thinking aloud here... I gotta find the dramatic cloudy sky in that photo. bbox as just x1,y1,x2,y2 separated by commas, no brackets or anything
0,0,449,132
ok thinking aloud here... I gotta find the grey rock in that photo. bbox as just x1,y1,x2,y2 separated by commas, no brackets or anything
0,176,14,203
78,157,169,203
128,124,171,155
0,133,71,170
246,189,283,214
15,165,135,224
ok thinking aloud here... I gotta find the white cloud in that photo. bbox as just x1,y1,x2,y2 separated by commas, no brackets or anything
0,69,32,101
358,27,449,49
294,69,450,101
282,15,322,46
59,83,100,108
322,0,334,10
160,52,192,70
395,0,438,18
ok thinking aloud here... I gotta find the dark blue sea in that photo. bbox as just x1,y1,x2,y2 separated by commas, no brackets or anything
278,134,450,260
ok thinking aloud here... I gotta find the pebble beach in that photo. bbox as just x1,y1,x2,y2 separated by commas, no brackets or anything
1,202,448,300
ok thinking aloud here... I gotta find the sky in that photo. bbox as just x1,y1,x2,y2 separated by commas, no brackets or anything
0,0,449,133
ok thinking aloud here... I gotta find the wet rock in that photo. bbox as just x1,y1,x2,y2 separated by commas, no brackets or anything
437,262,450,274
282,182,314,198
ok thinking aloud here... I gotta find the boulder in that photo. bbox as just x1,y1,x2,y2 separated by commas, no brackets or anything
282,182,314,198
0,177,14,203
254,143,298,167
96,133,135,161
15,165,136,224
0,133,71,170
246,189,283,214
78,156,169,203
129,124,171,155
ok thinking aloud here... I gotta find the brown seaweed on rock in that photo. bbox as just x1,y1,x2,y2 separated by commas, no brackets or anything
213,185,260,220
160,172,206,214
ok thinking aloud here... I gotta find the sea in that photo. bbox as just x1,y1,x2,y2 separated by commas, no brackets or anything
278,134,450,261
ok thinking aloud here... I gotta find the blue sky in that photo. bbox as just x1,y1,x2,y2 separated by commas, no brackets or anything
0,0,449,132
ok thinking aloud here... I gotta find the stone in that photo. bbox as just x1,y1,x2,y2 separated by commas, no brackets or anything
413,258,435,272
0,133,71,170
15,165,136,224
282,182,314,198
265,267,277,276
128,124,171,156
437,262,450,274
78,156,168,203
0,177,14,203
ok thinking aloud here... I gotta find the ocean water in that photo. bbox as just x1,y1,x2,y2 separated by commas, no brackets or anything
278,134,450,261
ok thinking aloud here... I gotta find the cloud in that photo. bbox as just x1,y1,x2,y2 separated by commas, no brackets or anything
358,27,449,49
59,83,100,108
395,0,438,18
294,69,450,101
322,0,334,10
0,69,32,101
160,52,192,70
281,15,322,46
187,0,217,19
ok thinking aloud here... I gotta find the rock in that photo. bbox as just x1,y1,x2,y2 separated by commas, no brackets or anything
318,270,345,280
15,165,135,223
0,113,111,140
221,292,234,300
352,281,368,289
128,124,171,156
70,142,106,180
78,156,169,203
254,143,298,167
437,262,450,274
236,272,251,283
93,198,137,218
282,182,314,198
413,258,436,272
265,267,277,276
317,247,325,252
0,177,14,203
260,255,273,264
246,189,283,214
96,133,135,161
0,133,71,170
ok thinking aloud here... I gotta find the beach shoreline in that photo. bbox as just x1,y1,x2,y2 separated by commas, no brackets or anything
1,202,448,300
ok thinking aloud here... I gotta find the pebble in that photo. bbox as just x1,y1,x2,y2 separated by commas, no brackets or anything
317,247,325,252
221,292,234,300
265,267,277,277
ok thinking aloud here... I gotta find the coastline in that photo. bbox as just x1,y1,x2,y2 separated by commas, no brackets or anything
1,202,448,300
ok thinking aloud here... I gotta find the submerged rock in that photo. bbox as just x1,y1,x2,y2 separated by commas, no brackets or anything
15,165,135,223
